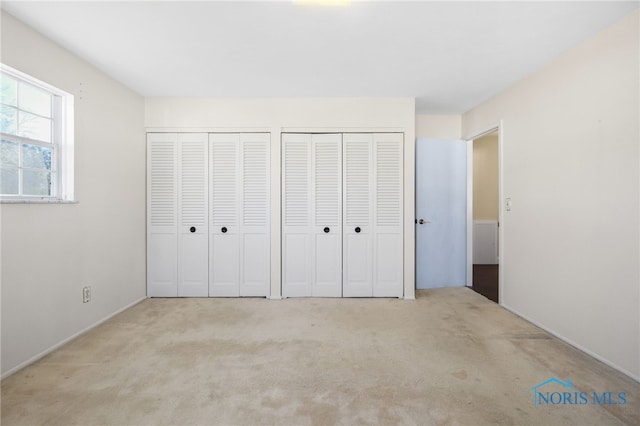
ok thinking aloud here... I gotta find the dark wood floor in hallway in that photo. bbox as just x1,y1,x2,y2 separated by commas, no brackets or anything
472,264,499,303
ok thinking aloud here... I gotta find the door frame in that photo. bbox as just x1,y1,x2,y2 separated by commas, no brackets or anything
465,122,504,304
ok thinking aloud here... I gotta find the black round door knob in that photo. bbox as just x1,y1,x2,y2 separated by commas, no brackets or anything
221,227,227,233
190,226,196,233
355,227,361,233
324,227,330,233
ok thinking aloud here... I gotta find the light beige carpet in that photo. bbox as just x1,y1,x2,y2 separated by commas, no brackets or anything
2,288,638,425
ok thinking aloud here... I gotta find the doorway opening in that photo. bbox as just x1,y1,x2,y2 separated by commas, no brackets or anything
467,128,501,303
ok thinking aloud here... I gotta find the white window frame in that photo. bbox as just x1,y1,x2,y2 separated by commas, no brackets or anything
0,64,74,202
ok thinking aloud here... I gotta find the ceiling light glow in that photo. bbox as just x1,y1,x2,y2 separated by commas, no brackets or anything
294,0,353,7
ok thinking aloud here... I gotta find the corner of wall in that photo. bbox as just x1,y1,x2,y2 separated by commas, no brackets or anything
415,114,462,140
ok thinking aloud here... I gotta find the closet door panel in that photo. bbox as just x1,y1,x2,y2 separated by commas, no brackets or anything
281,132,403,299
312,134,342,297
283,233,310,296
147,133,178,297
211,230,240,296
282,134,312,297
343,134,373,297
242,233,268,295
240,134,270,297
373,133,403,297
179,234,209,296
314,234,341,293
209,134,241,297
177,133,209,297
147,235,177,296
343,232,371,297
374,233,403,296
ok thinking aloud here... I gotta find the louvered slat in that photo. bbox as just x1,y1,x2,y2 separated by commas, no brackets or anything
150,141,176,227
210,141,237,226
284,139,308,226
315,139,340,226
180,141,207,226
345,140,369,226
376,141,401,226
243,140,268,226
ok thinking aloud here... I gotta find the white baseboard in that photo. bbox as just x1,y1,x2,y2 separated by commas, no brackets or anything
502,303,640,383
1,296,146,380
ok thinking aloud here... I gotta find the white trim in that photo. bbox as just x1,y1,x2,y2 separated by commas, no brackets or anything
146,127,273,133
282,127,406,133
502,303,640,383
466,140,473,287
145,127,407,134
0,63,74,201
0,297,146,380
0,63,70,98
497,123,504,304
463,123,502,142
0,199,78,204
60,91,74,201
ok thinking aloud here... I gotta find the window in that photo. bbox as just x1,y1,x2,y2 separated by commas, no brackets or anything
0,64,74,201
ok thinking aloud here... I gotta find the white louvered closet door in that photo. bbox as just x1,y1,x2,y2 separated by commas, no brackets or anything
239,133,270,297
209,133,270,297
343,133,403,297
147,133,178,297
209,134,241,297
342,134,374,297
282,133,313,297
311,134,342,297
177,133,209,297
373,133,403,297
282,133,342,297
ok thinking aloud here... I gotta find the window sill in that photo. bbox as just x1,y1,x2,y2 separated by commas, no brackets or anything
0,199,78,204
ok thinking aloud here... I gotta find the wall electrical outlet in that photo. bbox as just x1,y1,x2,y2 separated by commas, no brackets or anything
83,286,91,303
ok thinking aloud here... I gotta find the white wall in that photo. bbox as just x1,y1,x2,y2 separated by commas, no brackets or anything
146,97,416,299
415,114,461,140
1,12,146,377
463,11,639,379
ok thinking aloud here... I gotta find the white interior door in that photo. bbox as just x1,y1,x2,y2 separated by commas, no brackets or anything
372,133,403,297
147,133,178,297
209,133,240,297
239,133,270,297
282,133,312,297
343,134,373,297
311,134,342,297
177,133,209,297
342,133,404,298
282,133,342,297
280,132,405,298
416,138,467,289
